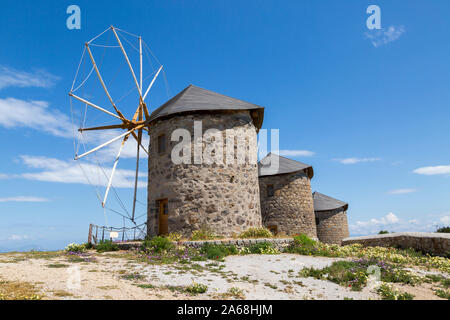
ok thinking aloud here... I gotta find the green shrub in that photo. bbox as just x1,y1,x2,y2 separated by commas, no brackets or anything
95,240,119,253
436,226,450,233
248,242,279,254
285,234,321,255
142,236,174,254
381,268,422,286
166,232,183,242
293,234,317,247
65,243,86,253
378,230,389,234
84,242,94,249
191,227,219,241
300,260,368,291
186,282,208,294
200,243,237,260
238,227,273,239
377,283,414,300
434,288,450,300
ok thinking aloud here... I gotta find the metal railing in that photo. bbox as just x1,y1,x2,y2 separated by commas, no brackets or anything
88,223,146,244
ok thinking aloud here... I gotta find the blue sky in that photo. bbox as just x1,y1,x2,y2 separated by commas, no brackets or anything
0,0,449,251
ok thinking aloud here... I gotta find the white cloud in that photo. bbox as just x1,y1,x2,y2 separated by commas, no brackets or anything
278,150,315,157
8,234,30,241
0,196,49,203
413,165,450,176
350,212,402,235
333,157,381,165
19,155,146,188
440,215,450,225
385,212,399,224
0,66,59,89
0,173,9,179
353,212,399,228
0,97,146,161
348,212,450,236
387,188,417,195
0,98,73,138
365,25,406,47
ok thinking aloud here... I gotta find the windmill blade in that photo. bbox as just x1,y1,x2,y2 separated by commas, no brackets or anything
111,27,143,99
69,93,124,121
139,36,143,93
75,126,141,160
102,135,128,207
85,43,127,120
143,65,163,100
78,124,125,132
131,128,142,222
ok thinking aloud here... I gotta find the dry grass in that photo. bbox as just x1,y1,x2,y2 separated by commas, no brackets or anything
0,278,43,300
52,290,74,297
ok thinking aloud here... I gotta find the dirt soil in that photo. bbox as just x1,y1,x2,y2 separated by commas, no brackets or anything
0,250,445,300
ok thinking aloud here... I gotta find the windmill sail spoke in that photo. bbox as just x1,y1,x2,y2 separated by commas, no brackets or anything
102,135,129,207
85,43,127,120
139,36,143,93
142,103,150,121
79,124,125,132
75,127,140,160
112,27,143,99
131,128,142,222
69,93,124,121
143,65,163,100
131,130,148,155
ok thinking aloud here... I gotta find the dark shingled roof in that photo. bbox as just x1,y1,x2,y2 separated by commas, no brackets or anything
258,153,314,179
313,192,348,212
149,84,264,130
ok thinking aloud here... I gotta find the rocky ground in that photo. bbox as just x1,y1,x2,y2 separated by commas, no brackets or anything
0,250,446,300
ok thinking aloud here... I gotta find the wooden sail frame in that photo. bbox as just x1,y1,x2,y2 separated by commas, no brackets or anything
69,26,163,222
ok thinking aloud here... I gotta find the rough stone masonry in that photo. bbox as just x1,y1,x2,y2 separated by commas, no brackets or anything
147,111,262,237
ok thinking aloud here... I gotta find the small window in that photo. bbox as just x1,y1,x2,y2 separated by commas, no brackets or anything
267,225,278,236
266,184,274,197
157,134,166,154
315,218,320,226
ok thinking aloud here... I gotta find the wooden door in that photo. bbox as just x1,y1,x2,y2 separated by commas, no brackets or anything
158,199,169,235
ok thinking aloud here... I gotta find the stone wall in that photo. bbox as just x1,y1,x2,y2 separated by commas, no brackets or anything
315,208,349,245
342,232,450,256
116,238,295,251
147,111,261,237
259,172,317,238
182,238,294,251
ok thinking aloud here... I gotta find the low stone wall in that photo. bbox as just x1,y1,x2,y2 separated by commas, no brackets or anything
182,238,294,251
116,238,294,251
342,232,450,256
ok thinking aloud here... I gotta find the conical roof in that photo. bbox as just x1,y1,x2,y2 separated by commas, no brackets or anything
149,84,264,129
313,192,348,211
258,153,314,178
